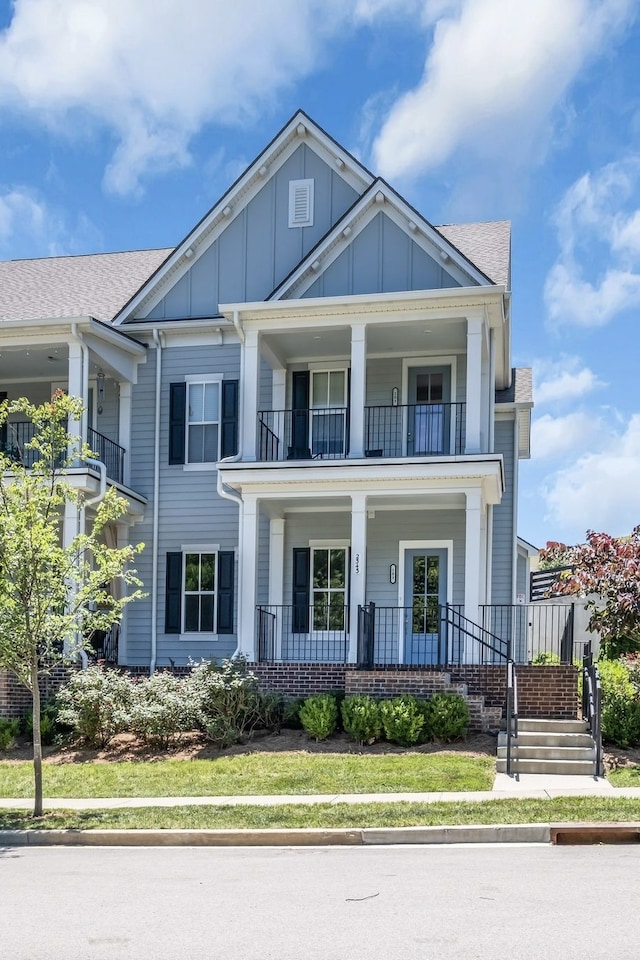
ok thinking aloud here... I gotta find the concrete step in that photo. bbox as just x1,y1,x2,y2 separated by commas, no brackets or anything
498,731,595,749
497,745,595,762
496,758,596,775
516,718,588,734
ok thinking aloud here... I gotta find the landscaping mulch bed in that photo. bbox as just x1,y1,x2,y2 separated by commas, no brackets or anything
0,729,497,765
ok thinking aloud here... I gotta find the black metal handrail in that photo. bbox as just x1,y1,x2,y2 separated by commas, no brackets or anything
257,408,348,461
364,402,465,458
582,641,603,777
88,427,125,485
443,605,510,663
256,604,349,662
505,659,518,778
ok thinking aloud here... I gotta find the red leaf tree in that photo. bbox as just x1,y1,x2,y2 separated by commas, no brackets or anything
541,527,640,655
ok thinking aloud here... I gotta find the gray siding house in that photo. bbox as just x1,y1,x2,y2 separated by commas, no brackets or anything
0,111,535,680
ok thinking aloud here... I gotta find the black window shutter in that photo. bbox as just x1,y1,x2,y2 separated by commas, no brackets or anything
292,547,310,633
289,371,310,459
165,552,183,634
169,382,186,465
217,551,235,634
220,380,239,459
0,392,6,454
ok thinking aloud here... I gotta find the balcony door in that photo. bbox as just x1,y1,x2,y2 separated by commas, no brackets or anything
289,369,348,460
403,547,447,665
406,366,450,456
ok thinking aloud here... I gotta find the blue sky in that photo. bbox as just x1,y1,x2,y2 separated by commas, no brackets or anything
1,0,639,549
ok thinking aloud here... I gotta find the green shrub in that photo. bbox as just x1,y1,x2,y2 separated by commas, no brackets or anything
379,696,427,747
188,658,261,747
128,671,193,748
299,694,338,741
423,692,469,742
597,659,636,701
56,666,133,747
341,695,382,745
22,701,61,746
531,652,561,665
0,718,20,751
601,694,640,749
282,698,305,729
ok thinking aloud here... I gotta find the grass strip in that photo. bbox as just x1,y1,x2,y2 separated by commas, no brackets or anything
607,767,640,787
0,753,494,798
2,797,640,832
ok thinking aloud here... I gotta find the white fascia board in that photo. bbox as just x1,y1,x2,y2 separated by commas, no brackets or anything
0,315,146,358
113,112,373,325
270,181,493,300
220,286,505,330
218,455,504,503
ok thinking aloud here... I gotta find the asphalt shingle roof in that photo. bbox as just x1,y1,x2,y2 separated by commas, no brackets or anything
496,367,533,404
0,248,173,323
436,220,511,288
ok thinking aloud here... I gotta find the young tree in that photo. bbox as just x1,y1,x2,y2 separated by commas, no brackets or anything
0,393,144,816
542,528,640,657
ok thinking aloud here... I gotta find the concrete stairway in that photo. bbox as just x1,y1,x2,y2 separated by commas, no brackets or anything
496,718,597,776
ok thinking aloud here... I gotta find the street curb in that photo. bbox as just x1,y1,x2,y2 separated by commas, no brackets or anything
0,824,550,847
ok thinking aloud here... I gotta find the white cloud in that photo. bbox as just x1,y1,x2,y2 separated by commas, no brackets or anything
542,414,640,537
533,355,605,406
545,159,640,326
0,0,423,196
0,187,102,257
532,412,600,460
372,0,634,180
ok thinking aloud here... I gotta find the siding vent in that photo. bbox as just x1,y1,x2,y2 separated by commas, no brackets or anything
289,179,314,228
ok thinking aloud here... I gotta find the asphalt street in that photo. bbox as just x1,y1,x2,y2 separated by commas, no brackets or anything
2,843,639,959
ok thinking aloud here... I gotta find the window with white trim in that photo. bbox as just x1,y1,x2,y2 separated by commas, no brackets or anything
187,381,219,463
183,551,216,632
288,179,314,228
312,547,347,631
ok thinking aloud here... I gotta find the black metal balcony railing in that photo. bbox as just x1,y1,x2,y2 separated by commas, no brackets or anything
478,603,578,664
87,427,125,486
1,421,125,485
257,402,466,461
256,604,349,662
364,402,465,458
258,408,349,461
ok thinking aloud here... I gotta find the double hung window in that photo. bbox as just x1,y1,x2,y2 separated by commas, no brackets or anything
187,382,219,464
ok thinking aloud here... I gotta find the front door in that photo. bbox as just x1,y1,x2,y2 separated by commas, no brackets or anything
407,367,450,455
403,548,447,665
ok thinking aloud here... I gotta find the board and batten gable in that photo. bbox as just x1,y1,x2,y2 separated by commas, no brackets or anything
491,415,516,604
301,211,463,299
140,144,359,321
125,339,241,667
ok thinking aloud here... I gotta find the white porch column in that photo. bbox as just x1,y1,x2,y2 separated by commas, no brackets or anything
464,487,482,662
241,328,260,461
348,493,367,662
62,500,81,657
349,323,366,459
268,517,285,659
465,317,483,454
118,382,132,487
272,367,286,413
115,523,129,664
238,495,258,658
67,341,85,458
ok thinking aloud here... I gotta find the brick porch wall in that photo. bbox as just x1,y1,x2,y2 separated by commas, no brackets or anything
249,662,347,698
0,666,73,720
450,665,578,720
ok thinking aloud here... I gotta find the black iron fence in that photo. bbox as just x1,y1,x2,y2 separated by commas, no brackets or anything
582,640,603,777
364,402,465,457
256,604,349,662
1,421,125,485
88,427,125,485
479,603,577,664
258,408,348,461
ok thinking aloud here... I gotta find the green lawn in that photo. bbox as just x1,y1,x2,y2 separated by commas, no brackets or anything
0,752,495,799
608,766,640,787
2,796,640,831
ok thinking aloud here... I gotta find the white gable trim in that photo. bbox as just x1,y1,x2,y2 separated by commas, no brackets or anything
270,181,493,300
113,113,373,325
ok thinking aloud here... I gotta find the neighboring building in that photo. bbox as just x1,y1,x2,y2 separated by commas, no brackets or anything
1,111,541,688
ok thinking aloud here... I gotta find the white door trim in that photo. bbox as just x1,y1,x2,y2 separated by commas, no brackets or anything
397,539,453,663
401,356,458,456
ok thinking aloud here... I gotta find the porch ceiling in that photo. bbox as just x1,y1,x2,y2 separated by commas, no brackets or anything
262,491,465,517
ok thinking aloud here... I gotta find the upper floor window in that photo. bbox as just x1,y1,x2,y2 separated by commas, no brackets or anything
288,179,314,228
187,381,219,463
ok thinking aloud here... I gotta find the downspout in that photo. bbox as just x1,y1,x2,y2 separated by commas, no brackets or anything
150,329,164,674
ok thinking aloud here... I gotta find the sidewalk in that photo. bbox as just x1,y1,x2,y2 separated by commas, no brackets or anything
1,775,637,811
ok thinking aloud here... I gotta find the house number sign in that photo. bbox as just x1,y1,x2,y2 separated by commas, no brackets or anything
354,553,361,575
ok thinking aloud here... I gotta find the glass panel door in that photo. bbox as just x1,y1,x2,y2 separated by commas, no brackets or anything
310,370,347,457
407,367,450,455
403,548,447,664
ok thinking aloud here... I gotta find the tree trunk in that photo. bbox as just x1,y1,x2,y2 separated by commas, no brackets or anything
30,656,43,818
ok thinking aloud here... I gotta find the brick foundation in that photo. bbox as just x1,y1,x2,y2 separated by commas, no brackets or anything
450,665,578,720
249,662,347,698
0,666,73,720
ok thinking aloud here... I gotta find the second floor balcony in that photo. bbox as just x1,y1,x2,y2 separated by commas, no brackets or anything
1,421,126,486
257,401,466,462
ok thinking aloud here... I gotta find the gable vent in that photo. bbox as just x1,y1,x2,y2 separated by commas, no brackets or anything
289,179,314,228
